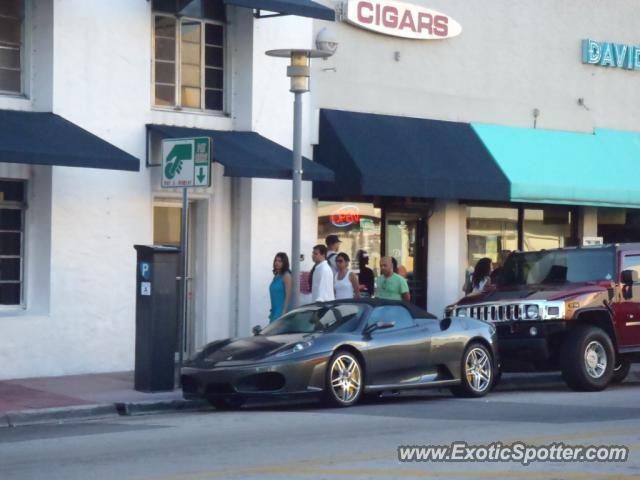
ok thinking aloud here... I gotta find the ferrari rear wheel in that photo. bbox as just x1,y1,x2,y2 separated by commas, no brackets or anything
450,342,494,398
324,351,363,407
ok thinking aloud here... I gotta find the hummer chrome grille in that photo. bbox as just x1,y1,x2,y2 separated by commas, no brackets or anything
446,300,565,322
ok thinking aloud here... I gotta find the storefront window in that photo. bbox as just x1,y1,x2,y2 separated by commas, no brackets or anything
598,208,640,243
523,207,573,251
317,202,381,276
466,206,518,266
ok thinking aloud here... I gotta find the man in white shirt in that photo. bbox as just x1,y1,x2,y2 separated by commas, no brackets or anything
325,234,341,274
311,244,335,302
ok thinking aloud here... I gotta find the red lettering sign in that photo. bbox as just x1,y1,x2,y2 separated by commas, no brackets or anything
346,0,461,40
331,206,361,228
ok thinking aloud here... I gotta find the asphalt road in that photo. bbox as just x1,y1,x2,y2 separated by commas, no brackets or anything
2,376,640,480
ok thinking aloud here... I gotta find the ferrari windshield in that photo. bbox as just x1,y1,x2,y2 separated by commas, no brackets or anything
497,247,616,286
260,304,368,335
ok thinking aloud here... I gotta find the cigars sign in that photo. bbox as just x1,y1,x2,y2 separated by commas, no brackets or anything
345,0,462,40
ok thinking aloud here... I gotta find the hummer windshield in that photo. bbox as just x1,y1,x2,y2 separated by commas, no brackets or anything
497,247,616,286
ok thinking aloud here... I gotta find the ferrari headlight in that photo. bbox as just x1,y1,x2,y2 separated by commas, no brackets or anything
275,340,314,357
525,305,540,320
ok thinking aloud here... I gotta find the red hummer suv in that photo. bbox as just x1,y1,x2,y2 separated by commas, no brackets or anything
446,244,640,391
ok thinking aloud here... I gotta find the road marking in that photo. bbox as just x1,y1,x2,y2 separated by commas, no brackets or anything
228,467,640,479
144,426,640,480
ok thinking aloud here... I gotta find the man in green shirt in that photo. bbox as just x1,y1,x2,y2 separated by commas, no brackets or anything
375,256,411,301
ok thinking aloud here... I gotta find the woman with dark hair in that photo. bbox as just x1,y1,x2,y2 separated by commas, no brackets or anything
334,252,360,300
471,257,493,294
269,252,292,322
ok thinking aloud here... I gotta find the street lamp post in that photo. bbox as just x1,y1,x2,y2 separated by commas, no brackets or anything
266,48,332,307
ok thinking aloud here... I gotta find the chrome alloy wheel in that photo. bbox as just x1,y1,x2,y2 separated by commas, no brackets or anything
330,354,362,404
465,347,492,393
584,340,607,379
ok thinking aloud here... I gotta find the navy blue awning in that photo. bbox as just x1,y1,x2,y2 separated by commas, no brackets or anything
147,124,334,182
0,110,140,171
225,0,335,20
313,109,510,201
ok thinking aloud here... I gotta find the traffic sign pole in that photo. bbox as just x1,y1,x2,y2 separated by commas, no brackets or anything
160,137,211,386
178,187,188,385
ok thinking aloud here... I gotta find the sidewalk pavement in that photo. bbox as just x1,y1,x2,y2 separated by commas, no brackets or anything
0,371,206,428
1,367,638,428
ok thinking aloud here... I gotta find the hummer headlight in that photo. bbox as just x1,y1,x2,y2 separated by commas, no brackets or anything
525,305,540,320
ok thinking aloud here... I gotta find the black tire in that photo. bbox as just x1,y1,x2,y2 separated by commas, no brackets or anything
208,397,244,410
611,357,631,384
491,368,502,390
560,325,614,391
324,350,363,407
450,342,494,398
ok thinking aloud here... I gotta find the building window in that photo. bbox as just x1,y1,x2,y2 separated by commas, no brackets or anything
523,206,574,251
152,0,225,112
0,180,25,306
467,206,518,267
466,204,578,270
598,208,640,243
0,0,24,95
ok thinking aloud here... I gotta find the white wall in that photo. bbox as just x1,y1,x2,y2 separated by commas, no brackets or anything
427,200,466,317
313,0,640,133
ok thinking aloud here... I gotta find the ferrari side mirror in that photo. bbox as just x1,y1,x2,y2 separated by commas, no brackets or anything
252,325,262,336
364,320,395,336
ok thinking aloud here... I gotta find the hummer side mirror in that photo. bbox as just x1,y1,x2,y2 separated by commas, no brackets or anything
621,270,638,286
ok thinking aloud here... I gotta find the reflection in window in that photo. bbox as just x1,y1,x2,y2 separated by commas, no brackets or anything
152,0,225,111
523,207,573,251
367,306,414,329
466,206,517,266
0,0,23,94
0,180,25,305
622,255,640,281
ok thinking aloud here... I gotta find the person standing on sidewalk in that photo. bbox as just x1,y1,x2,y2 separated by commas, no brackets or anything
334,252,360,300
356,250,374,297
311,244,335,302
269,252,292,322
375,256,410,301
325,234,341,274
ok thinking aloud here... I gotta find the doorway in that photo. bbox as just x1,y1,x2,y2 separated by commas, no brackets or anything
153,199,207,358
383,211,428,309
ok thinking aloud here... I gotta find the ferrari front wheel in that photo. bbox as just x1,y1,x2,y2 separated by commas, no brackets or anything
450,342,494,398
324,350,363,407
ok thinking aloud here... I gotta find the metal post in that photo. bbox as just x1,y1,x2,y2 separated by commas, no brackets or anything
178,187,189,384
291,91,303,307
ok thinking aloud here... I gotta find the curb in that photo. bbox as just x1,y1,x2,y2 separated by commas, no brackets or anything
0,399,209,428
496,369,640,392
115,399,209,416
2,404,119,428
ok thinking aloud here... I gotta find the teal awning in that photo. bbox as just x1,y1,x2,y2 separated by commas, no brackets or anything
472,124,640,208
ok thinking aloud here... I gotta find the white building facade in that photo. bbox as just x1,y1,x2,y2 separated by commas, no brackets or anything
2,0,640,380
0,0,334,380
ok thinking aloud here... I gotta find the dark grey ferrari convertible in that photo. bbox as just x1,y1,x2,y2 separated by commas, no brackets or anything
181,299,498,408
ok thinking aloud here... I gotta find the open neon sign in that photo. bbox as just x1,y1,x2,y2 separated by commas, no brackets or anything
331,205,361,227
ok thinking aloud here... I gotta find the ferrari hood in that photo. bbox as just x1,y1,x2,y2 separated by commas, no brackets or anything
198,333,310,364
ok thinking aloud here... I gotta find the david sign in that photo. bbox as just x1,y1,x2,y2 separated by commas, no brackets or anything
345,0,462,40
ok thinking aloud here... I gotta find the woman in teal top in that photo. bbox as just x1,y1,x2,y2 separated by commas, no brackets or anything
269,252,292,322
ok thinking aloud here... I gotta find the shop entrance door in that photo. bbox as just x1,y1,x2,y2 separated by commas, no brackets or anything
384,212,428,309
153,199,207,359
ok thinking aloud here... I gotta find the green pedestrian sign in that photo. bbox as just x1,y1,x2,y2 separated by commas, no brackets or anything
161,137,211,188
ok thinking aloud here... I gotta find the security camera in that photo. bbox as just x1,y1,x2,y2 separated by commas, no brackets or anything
316,28,338,56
